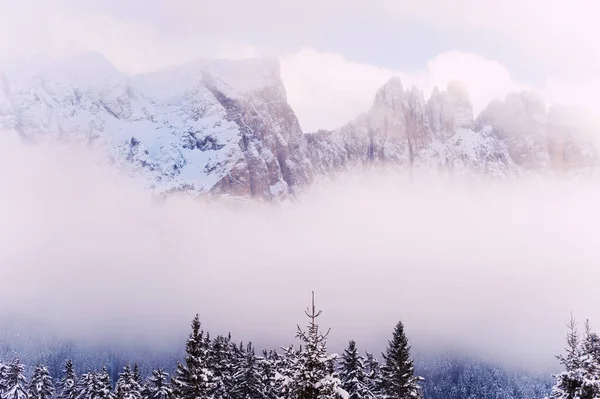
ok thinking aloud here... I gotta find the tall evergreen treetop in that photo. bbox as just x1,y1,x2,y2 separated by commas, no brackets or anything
171,314,213,399
147,368,172,399
364,352,383,397
29,364,55,399
57,359,78,399
288,292,346,399
116,364,142,399
551,317,600,399
381,321,423,399
339,341,372,399
0,358,28,399
98,366,116,399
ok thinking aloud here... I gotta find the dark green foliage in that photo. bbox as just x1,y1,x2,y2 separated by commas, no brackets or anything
171,315,212,399
231,343,263,399
381,321,422,399
339,341,372,399
364,352,383,397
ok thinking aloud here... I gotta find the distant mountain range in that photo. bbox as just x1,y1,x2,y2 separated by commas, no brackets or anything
0,53,597,200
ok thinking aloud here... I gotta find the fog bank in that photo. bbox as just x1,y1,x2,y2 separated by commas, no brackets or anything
0,139,598,371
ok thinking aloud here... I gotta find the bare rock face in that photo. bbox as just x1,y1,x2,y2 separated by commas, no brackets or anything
477,91,597,171
428,81,474,137
308,77,512,177
0,55,598,201
0,54,313,200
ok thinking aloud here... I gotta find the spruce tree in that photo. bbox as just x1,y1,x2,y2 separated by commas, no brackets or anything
551,317,600,399
57,360,78,399
364,352,383,397
0,358,28,399
231,343,263,399
208,334,234,399
258,350,283,399
97,366,116,399
116,364,142,399
29,364,55,399
381,321,423,399
0,363,5,398
339,341,372,399
76,372,96,399
147,368,172,399
288,292,345,399
171,314,213,399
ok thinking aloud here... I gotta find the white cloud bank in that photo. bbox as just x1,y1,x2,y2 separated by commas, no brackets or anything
1,139,600,371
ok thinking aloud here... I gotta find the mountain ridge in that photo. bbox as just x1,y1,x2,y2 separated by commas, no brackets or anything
0,53,597,200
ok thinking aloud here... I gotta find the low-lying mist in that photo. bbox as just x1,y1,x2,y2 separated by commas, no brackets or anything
0,137,598,373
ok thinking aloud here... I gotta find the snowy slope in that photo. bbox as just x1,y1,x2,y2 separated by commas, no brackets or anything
0,54,313,200
0,54,597,200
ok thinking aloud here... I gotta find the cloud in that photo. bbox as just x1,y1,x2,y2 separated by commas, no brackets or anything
1,139,599,371
280,48,528,131
279,48,402,132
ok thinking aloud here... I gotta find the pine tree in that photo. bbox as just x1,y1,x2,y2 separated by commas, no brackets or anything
29,364,55,399
364,352,383,397
76,372,96,399
0,358,28,399
57,360,78,399
288,292,346,399
231,343,263,399
258,350,283,399
381,321,423,399
171,314,213,399
208,334,234,399
97,366,116,399
0,363,5,398
339,341,372,399
132,365,148,399
116,364,142,399
551,317,600,399
147,368,172,399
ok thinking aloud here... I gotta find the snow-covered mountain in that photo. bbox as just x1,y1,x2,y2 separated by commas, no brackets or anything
0,53,597,200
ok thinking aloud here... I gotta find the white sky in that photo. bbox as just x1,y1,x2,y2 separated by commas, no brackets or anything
1,0,599,131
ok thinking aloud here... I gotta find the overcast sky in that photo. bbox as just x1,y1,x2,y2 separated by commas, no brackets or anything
1,0,599,131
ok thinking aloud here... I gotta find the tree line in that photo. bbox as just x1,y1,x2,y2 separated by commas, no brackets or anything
0,293,422,399
1,294,596,399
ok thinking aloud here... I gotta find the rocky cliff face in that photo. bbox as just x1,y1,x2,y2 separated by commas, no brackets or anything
0,54,315,200
0,54,597,200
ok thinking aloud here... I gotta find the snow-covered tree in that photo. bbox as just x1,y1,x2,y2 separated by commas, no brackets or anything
97,366,116,399
0,363,5,398
364,352,383,397
339,341,372,399
231,343,263,399
57,360,78,399
76,372,96,399
207,334,234,399
0,358,28,399
29,364,55,399
146,368,172,399
550,317,600,399
116,364,142,399
171,315,213,399
258,350,283,399
287,292,346,399
381,321,423,399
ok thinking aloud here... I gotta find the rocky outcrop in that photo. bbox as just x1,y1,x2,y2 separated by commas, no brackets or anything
0,54,597,200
